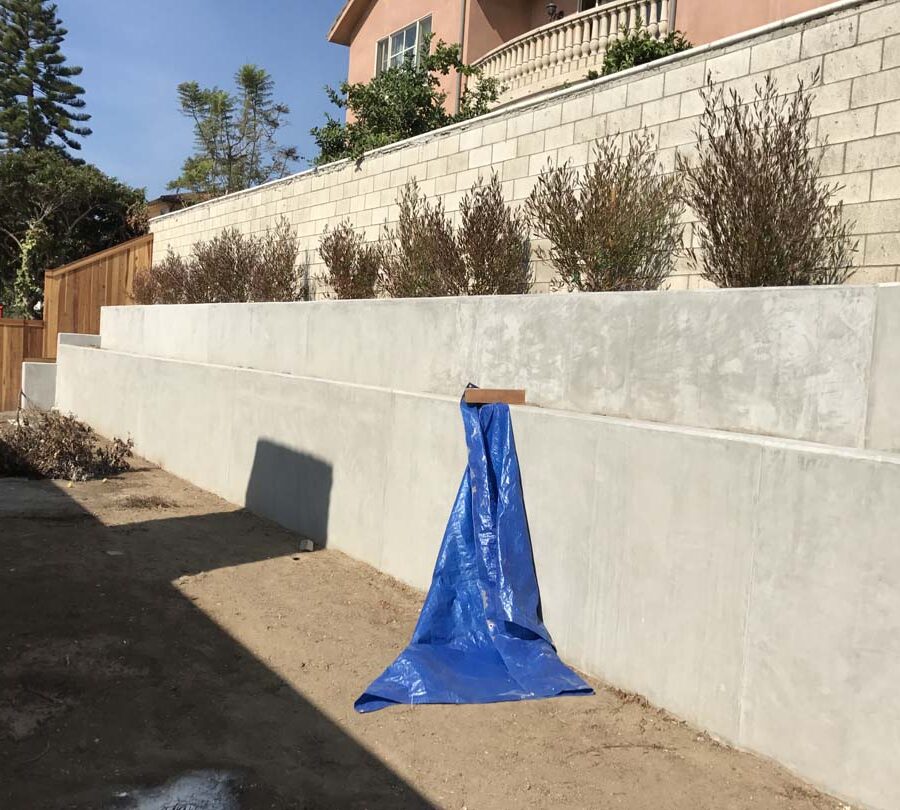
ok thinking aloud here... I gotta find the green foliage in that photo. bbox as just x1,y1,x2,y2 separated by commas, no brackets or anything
169,65,299,197
0,148,145,315
311,38,500,165
526,131,683,292
0,0,91,152
379,175,530,297
133,219,309,305
679,73,857,287
601,28,691,76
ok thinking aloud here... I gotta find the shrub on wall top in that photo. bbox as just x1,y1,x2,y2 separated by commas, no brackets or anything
526,131,684,292
601,28,692,76
134,219,309,305
679,72,857,287
318,221,383,299
378,175,531,298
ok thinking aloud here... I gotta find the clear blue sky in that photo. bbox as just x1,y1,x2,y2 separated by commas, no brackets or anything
58,0,349,197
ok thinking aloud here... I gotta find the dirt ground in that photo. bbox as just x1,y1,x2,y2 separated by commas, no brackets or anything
0,449,856,809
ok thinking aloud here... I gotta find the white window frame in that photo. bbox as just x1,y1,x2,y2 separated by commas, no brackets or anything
375,15,433,76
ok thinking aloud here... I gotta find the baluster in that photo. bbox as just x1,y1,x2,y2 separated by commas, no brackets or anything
573,19,584,61
590,13,600,57
648,0,660,36
627,3,638,34
598,12,610,61
659,0,670,36
548,28,560,74
563,22,574,68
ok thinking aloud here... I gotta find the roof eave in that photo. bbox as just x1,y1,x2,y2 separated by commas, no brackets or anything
327,0,370,46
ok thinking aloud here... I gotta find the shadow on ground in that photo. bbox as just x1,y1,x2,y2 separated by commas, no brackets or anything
0,449,431,810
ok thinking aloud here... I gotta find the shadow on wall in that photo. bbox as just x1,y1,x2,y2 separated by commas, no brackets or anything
244,439,333,548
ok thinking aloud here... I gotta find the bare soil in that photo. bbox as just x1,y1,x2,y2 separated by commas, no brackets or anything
0,451,854,809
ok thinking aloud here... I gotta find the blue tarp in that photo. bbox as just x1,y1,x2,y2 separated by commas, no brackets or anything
355,390,593,713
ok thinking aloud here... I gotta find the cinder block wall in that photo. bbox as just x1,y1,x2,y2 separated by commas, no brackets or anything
150,0,900,292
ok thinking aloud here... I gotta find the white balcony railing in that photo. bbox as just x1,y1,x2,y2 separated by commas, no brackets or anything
473,0,671,105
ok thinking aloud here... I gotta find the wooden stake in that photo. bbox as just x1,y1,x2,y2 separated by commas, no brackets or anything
463,388,526,405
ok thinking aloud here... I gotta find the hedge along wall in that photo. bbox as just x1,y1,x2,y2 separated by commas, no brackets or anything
150,0,900,294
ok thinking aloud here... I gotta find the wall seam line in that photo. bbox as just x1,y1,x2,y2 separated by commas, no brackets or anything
736,443,765,746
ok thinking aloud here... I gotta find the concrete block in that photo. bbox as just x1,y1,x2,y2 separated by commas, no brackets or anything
707,48,752,83
625,73,664,106
844,198,900,233
875,98,900,134
830,170,871,204
573,115,606,144
808,79,852,116
824,39,884,83
516,130,546,156
751,32,802,73
480,119,508,145
20,362,56,411
467,144,492,169
851,66,900,108
592,83,626,116
533,104,563,131
818,106,877,143
866,232,900,264
801,14,858,58
490,138,517,164
844,133,900,172
858,2,900,42
884,33,900,69
870,165,900,199
560,93,593,124
663,60,705,95
641,94,681,127
543,122,575,148
458,128,482,151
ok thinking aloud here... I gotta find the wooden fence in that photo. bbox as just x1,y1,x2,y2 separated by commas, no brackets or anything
0,233,152,410
42,233,153,359
0,319,46,411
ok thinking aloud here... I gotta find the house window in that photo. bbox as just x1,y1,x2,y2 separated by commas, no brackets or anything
376,16,432,75
578,0,601,9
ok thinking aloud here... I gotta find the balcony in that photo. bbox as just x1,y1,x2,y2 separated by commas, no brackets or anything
472,0,672,106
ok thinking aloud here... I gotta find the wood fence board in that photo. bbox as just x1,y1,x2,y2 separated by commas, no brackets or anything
41,234,152,359
0,319,46,411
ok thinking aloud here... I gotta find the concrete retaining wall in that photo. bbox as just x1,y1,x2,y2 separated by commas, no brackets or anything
98,284,900,452
53,284,900,810
150,0,900,291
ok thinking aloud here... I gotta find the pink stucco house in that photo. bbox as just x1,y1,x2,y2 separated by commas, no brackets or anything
327,0,838,107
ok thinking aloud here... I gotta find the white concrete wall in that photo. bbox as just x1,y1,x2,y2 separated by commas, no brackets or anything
98,284,900,453
150,0,900,291
55,337,900,810
52,283,900,810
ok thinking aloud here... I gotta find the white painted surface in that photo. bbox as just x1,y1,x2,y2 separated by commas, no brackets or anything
20,362,56,411
98,284,899,452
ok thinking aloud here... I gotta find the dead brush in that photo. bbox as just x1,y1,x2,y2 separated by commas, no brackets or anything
134,218,309,304
318,220,382,299
379,176,531,297
678,71,857,287
0,410,133,482
526,131,684,291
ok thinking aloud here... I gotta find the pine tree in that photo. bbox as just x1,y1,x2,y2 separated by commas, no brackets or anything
0,0,91,152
